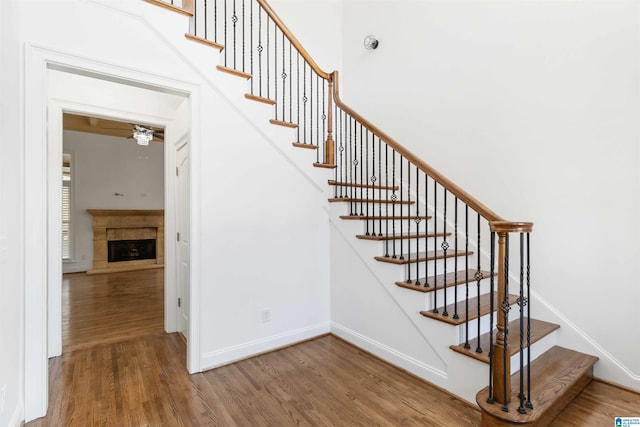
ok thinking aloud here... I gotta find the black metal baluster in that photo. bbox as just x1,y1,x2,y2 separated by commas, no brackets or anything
399,156,404,261
432,180,438,313
392,150,396,258
502,234,510,412
464,205,470,349
281,32,286,121
274,23,278,120
365,130,370,235
441,189,448,316
371,134,377,235
378,137,382,236
453,197,459,319
233,0,237,68
224,0,227,66
384,144,389,256
353,120,363,216
526,232,533,410
344,116,357,215
201,0,204,39
266,14,269,99
518,232,526,414
338,110,344,198
359,124,364,216
476,213,483,352
257,6,262,97
302,62,306,144
356,121,361,215
424,173,428,288
309,70,313,145
249,0,253,93
241,0,245,72
414,168,420,285
296,52,300,142
349,116,354,215
405,160,411,273
289,41,293,124
316,74,320,162
487,231,496,404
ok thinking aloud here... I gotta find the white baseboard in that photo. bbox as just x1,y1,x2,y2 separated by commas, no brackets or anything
331,322,448,387
201,322,331,371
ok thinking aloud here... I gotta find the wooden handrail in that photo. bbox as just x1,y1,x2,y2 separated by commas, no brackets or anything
330,70,505,224
256,0,331,80
489,221,533,233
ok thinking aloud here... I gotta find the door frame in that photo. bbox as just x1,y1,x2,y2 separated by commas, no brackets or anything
24,45,202,421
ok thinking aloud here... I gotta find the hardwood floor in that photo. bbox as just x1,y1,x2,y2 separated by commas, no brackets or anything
553,381,640,426
62,269,164,351
27,270,639,426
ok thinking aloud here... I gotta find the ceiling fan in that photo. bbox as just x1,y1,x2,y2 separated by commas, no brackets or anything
98,122,165,144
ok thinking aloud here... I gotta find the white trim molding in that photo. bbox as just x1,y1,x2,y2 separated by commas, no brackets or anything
201,322,331,370
331,322,448,386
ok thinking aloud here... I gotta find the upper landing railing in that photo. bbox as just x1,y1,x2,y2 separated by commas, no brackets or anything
151,0,535,414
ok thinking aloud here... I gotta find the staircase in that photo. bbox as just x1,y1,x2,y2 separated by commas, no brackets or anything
144,0,599,424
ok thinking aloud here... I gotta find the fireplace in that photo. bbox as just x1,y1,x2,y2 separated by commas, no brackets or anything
87,210,164,275
108,239,157,263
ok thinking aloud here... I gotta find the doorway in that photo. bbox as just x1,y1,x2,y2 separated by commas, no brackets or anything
24,44,202,423
60,114,168,351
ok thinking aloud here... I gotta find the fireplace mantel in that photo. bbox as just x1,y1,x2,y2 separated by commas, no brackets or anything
87,209,164,275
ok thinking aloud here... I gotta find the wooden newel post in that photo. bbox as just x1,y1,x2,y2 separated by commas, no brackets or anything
325,76,335,166
493,230,511,406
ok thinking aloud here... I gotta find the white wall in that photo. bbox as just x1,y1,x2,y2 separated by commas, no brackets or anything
0,0,24,425
270,0,343,74
63,131,165,273
15,0,331,421
339,0,640,389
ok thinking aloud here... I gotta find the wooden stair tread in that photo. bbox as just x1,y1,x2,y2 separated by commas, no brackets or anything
420,293,518,325
328,180,399,191
477,346,598,425
216,65,252,79
292,142,318,150
450,318,560,363
340,215,431,221
143,0,193,16
313,163,337,169
269,119,298,128
375,250,467,265
329,197,415,205
185,33,223,51
357,232,450,241
396,269,492,294
245,93,276,105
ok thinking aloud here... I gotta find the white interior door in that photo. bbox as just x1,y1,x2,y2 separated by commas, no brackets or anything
175,139,190,338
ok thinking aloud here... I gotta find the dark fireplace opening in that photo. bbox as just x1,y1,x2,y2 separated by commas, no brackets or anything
108,239,156,263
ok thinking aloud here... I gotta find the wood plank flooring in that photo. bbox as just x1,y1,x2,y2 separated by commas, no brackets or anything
62,269,164,351
27,270,640,426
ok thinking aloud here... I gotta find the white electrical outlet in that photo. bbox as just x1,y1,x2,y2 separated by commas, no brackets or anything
261,309,271,323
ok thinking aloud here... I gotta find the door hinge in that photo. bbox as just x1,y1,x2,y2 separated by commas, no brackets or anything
177,232,180,242
178,297,181,308
176,166,179,176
